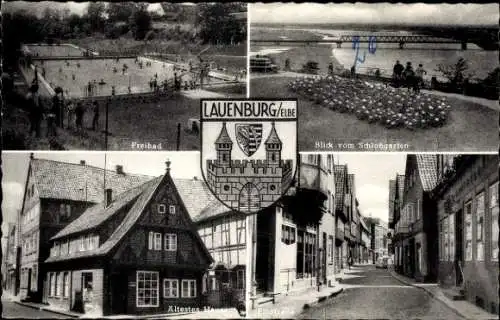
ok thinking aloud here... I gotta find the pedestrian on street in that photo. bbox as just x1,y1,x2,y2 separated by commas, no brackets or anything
92,101,100,131
348,255,353,270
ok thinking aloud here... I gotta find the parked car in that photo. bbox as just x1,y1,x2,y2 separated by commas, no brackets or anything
376,256,389,269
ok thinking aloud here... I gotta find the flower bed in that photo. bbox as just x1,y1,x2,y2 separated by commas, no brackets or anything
288,76,451,130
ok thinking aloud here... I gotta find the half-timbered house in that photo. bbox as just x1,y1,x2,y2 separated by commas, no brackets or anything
19,155,151,302
44,161,214,316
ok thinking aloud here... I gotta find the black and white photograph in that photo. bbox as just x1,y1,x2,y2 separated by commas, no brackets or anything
2,2,247,151
246,153,499,319
249,3,499,151
1,152,246,318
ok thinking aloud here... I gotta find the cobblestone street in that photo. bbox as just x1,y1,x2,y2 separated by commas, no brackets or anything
298,265,464,320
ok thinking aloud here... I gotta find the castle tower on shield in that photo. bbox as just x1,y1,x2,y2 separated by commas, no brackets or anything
206,122,293,213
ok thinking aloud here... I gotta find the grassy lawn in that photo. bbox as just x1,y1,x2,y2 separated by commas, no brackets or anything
2,93,201,151
251,76,499,152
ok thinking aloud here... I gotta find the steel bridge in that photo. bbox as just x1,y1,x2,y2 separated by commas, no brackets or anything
251,34,468,49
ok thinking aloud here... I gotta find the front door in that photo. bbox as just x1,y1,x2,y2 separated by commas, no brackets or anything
27,269,32,296
455,209,464,286
111,273,128,314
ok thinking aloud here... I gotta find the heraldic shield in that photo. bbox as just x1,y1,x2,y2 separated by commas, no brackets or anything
200,99,298,215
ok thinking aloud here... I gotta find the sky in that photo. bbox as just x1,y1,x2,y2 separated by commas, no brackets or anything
1,1,170,17
334,153,407,224
1,151,201,235
250,3,499,26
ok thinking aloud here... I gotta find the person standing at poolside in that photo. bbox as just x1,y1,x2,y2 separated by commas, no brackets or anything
92,101,100,131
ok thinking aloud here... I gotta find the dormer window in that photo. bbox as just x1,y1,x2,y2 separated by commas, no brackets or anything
158,204,166,214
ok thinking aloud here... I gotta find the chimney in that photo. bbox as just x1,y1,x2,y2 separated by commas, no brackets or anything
80,160,86,166
105,188,112,207
116,165,124,175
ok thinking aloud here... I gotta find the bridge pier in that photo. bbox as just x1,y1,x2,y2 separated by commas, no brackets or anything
461,42,467,50
399,41,405,49
336,41,342,48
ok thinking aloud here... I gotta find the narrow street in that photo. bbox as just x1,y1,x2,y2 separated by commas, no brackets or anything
1,298,71,319
298,265,464,320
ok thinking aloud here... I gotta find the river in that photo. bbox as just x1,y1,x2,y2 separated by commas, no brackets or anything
251,27,499,81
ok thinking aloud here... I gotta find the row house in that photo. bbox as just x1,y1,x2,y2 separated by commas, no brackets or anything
347,174,360,264
334,165,349,270
358,214,371,264
249,154,336,306
191,180,247,310
4,222,21,296
393,154,439,282
18,155,151,302
43,162,213,317
433,155,498,315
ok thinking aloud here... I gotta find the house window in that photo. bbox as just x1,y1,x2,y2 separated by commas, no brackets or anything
56,272,63,297
443,216,449,261
181,279,197,298
328,236,334,264
66,204,71,218
154,233,162,250
169,205,176,214
476,192,485,261
449,213,455,261
465,201,472,261
236,219,246,245
221,221,230,246
50,273,56,296
416,200,421,220
163,279,178,298
148,232,154,250
490,182,499,261
79,236,85,252
281,225,296,245
158,204,166,214
63,272,70,298
137,271,159,307
164,234,177,251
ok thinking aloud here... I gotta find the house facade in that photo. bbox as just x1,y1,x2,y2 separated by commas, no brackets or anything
433,155,499,315
334,165,349,271
43,164,213,317
393,154,439,282
249,154,336,302
18,155,151,302
4,222,21,296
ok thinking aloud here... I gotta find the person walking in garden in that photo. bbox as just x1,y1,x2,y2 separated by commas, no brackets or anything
403,62,415,92
393,60,404,87
92,101,100,131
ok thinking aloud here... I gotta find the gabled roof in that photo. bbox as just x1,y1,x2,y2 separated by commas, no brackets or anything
415,155,438,192
45,177,163,262
30,158,152,203
52,178,157,240
334,165,347,211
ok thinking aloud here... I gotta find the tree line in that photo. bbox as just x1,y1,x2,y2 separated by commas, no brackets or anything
2,2,247,68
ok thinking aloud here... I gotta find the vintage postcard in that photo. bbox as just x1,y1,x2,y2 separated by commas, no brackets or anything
249,3,499,152
2,2,247,151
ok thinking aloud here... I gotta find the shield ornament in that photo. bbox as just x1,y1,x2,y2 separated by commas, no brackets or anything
200,99,298,215
235,123,263,157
